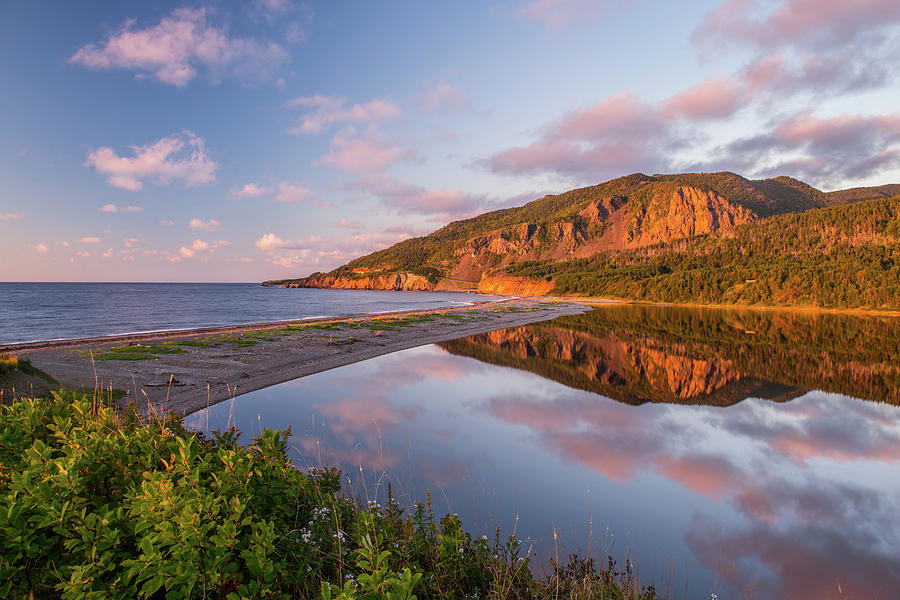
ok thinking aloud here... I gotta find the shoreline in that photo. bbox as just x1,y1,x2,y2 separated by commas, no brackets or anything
15,298,588,416
0,297,512,353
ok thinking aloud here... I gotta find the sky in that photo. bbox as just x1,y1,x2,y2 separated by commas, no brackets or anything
1,0,899,282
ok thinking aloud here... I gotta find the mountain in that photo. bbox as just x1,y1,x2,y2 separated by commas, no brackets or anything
263,172,900,310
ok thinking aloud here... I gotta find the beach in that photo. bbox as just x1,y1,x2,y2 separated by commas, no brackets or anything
6,298,588,415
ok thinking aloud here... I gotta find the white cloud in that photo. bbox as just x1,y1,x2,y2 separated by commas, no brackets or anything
285,95,402,134
85,131,217,191
177,238,230,259
69,8,290,86
255,232,304,251
189,218,221,231
160,219,175,226
123,205,143,213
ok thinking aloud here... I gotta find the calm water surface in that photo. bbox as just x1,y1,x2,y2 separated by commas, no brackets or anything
0,282,504,344
188,306,900,600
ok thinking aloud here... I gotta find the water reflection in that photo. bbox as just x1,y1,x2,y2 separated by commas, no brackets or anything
439,304,900,404
188,306,900,599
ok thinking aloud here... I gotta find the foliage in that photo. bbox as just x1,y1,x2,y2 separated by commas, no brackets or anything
0,392,656,599
506,196,900,309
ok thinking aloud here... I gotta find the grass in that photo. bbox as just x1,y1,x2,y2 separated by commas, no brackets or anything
175,339,219,348
95,343,187,361
0,354,18,375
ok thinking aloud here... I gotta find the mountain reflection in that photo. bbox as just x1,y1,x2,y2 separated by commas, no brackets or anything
439,304,900,404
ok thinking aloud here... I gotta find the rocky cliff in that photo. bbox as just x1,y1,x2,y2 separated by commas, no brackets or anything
262,171,895,297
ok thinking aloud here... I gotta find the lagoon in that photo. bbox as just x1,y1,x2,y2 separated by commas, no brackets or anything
187,305,900,599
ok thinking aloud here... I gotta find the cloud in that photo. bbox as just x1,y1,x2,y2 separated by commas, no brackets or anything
80,236,101,244
660,76,745,120
420,83,467,114
486,0,900,187
273,182,315,203
715,111,900,186
84,131,217,191
693,0,900,51
285,95,402,135
33,242,48,253
177,238,230,259
255,232,305,251
347,174,486,219
233,182,273,198
0,212,23,221
69,8,290,86
317,130,414,172
100,203,143,213
487,93,674,179
189,218,221,231
160,219,175,226
516,0,606,28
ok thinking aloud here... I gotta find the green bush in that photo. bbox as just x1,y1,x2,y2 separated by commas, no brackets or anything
0,392,657,600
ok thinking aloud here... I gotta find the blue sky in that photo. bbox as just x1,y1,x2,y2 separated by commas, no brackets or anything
2,0,899,282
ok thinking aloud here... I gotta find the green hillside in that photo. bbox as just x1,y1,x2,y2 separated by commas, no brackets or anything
508,196,900,308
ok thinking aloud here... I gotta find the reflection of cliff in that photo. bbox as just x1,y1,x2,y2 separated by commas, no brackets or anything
439,305,900,405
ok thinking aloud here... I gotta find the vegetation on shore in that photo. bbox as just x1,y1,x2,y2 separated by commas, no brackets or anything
0,391,658,599
507,196,900,308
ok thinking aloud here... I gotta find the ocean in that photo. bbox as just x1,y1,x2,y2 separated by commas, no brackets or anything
0,282,506,345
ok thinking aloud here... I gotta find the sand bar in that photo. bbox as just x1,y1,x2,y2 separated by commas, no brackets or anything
7,298,587,415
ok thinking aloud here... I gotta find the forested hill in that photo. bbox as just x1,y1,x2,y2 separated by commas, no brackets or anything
263,171,900,310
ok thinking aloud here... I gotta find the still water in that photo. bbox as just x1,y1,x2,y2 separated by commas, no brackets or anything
187,306,900,599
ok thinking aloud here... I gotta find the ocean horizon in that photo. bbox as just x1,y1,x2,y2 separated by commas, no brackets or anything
0,282,506,345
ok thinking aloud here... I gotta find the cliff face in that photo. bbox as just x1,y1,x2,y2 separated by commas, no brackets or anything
262,172,896,296
287,272,437,291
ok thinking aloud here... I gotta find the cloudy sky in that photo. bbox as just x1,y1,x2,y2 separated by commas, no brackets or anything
2,0,899,282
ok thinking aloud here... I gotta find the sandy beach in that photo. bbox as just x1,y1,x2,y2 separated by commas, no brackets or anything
6,298,587,415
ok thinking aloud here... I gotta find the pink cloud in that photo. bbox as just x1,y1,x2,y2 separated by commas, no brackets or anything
233,182,273,198
660,76,744,120
273,182,315,203
516,0,605,28
285,95,402,134
80,236,101,244
69,8,289,86
33,242,48,254
694,0,900,50
0,212,23,221
347,174,485,219
188,218,220,231
420,83,467,114
317,131,413,172
84,131,217,191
